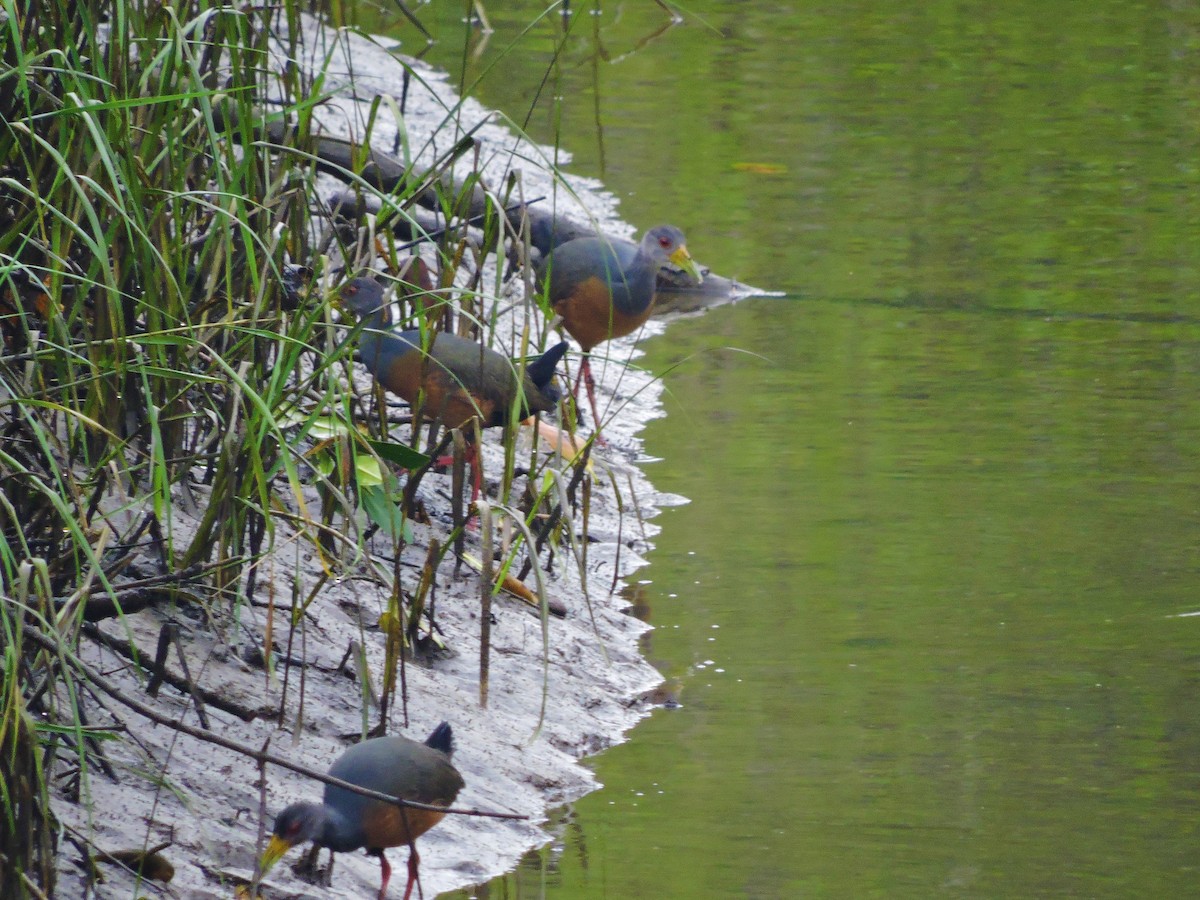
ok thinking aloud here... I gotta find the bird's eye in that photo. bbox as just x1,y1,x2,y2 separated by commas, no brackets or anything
658,236,672,249
285,822,302,839
347,284,357,295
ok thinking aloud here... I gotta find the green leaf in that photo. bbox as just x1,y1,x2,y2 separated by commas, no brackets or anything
354,452,385,488
307,414,356,440
360,485,413,542
366,438,429,470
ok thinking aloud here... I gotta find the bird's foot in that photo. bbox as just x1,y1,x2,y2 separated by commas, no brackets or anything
293,844,333,886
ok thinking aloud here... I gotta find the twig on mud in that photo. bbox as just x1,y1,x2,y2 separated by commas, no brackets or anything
82,624,270,723
24,627,527,821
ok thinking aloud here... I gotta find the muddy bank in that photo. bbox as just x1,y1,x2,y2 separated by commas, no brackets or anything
51,19,687,899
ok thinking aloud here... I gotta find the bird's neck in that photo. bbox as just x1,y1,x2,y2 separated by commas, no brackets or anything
356,305,393,365
615,250,658,315
318,805,365,853
359,303,393,333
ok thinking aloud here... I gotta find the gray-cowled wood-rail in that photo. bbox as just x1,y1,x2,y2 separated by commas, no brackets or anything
260,723,465,900
538,225,702,432
339,276,567,496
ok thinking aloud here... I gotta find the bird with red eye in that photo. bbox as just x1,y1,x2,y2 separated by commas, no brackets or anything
259,723,464,900
538,224,702,437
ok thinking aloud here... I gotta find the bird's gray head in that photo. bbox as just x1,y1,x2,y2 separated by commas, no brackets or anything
339,277,386,318
641,225,703,284
270,800,327,849
259,800,330,875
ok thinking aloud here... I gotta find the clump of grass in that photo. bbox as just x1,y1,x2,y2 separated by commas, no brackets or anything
1,0,599,891
0,638,57,898
1,0,331,887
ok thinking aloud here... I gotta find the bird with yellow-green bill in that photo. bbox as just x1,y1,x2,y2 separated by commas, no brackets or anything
260,723,464,900
538,224,702,433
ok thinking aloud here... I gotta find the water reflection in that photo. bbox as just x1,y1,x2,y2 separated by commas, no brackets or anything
344,0,1200,896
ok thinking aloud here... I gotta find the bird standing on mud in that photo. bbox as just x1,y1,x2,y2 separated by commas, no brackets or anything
339,276,567,497
539,225,702,433
260,723,465,900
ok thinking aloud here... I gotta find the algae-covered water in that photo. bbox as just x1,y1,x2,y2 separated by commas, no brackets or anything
363,0,1200,894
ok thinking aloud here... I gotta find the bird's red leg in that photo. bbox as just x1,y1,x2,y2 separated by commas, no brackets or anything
579,356,608,445
570,357,587,401
376,851,392,900
402,846,421,900
456,442,483,534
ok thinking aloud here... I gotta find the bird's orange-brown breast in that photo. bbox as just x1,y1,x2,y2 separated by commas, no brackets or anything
553,276,653,352
358,802,450,850
377,346,497,431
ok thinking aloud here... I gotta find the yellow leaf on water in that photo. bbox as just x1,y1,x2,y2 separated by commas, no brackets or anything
731,161,787,175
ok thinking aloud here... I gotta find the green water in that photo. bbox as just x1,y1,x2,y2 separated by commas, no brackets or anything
360,0,1200,895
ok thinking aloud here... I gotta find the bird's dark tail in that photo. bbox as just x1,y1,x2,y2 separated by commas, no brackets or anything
425,721,455,756
526,341,569,390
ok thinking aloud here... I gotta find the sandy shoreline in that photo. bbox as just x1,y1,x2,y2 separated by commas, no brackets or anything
53,20,678,898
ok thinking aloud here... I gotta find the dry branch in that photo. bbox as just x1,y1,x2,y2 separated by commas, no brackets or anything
24,627,525,821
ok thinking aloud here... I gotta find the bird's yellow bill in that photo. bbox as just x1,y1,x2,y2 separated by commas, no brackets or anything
258,835,292,875
669,245,704,284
